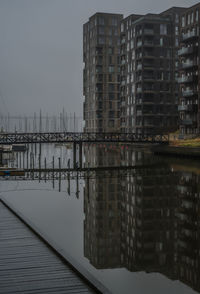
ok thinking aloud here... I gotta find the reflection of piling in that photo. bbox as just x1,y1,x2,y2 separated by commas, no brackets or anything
67,172,70,196
44,157,46,182
58,157,61,192
26,149,29,169
52,156,55,189
39,154,41,182
19,152,22,169
23,152,25,169
76,172,79,198
73,142,76,169
79,142,82,169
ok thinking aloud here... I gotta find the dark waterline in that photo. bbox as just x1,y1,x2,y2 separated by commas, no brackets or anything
1,143,199,294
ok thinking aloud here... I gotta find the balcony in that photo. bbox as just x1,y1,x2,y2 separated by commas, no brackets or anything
137,64,142,70
137,87,142,93
143,52,155,58
136,110,142,116
182,89,195,97
143,75,155,81
178,46,197,56
181,60,197,69
143,40,154,47
137,41,142,47
178,105,189,111
136,76,142,82
182,30,198,42
121,101,126,107
143,29,154,35
178,75,194,83
143,63,154,69
180,119,193,125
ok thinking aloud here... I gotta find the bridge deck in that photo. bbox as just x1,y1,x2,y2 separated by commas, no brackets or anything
0,200,105,294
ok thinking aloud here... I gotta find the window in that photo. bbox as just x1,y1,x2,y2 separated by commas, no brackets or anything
109,66,115,73
108,37,113,46
109,93,115,100
160,37,163,46
108,120,115,127
111,17,117,26
108,28,112,36
196,10,199,21
121,23,124,32
109,84,115,91
191,12,194,23
98,37,105,44
182,16,185,27
99,27,105,35
98,17,105,25
187,14,191,25
175,26,179,35
108,47,114,54
175,14,179,23
160,24,167,35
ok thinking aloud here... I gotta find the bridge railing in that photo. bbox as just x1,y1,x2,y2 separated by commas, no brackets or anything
0,132,169,144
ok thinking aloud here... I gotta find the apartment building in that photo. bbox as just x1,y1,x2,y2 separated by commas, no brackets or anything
83,13,123,132
120,8,185,135
178,3,200,136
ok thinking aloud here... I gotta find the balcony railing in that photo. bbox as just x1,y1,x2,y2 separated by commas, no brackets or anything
143,29,154,35
143,41,154,46
182,30,198,41
137,87,142,93
121,101,126,107
178,105,188,111
178,46,196,56
136,110,142,115
180,119,193,125
143,76,155,80
137,64,142,70
181,60,197,69
178,76,194,83
137,41,142,47
182,89,195,97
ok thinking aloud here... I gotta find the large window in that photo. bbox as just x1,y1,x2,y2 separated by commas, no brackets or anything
160,24,167,35
98,17,105,25
182,16,185,27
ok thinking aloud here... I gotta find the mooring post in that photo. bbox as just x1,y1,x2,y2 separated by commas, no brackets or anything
79,142,82,169
73,142,76,169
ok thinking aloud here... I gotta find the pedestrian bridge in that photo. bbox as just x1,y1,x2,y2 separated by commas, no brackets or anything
0,132,169,144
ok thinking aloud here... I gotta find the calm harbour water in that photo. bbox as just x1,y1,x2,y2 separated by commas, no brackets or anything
1,143,200,294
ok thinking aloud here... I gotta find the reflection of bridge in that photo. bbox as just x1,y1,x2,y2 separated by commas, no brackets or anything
0,132,169,145
0,164,164,181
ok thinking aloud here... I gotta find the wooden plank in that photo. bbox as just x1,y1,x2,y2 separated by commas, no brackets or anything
0,201,107,294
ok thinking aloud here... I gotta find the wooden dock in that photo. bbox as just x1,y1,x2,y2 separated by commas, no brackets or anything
0,199,110,294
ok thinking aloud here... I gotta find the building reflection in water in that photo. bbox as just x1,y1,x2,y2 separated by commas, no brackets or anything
84,144,200,293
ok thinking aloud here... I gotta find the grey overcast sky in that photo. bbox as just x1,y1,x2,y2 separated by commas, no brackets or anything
0,0,198,117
